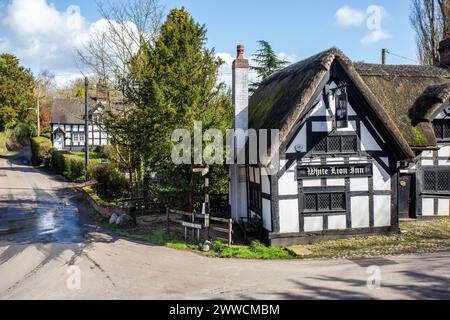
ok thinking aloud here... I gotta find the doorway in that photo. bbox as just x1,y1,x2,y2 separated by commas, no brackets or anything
54,132,64,150
398,174,416,219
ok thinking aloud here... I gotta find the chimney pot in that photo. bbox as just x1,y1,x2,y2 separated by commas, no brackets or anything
237,44,245,59
96,77,108,102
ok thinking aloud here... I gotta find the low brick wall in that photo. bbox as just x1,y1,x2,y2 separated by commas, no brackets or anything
83,190,126,218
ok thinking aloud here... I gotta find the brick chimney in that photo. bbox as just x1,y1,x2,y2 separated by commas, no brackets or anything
439,34,450,67
232,44,249,156
96,77,108,102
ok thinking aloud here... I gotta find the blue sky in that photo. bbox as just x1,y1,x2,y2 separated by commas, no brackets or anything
0,0,417,85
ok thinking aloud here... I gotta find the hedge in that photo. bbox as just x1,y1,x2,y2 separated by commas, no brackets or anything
89,162,129,201
31,137,52,166
50,149,89,182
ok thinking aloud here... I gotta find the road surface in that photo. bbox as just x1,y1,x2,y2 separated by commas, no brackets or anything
0,149,449,300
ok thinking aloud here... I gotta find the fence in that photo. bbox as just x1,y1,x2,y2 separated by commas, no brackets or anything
166,207,233,245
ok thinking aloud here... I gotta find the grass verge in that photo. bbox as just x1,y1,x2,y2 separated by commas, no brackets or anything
288,218,450,259
83,196,450,260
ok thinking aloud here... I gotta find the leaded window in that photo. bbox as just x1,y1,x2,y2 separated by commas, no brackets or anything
433,120,450,141
303,193,346,213
311,134,358,154
424,170,450,192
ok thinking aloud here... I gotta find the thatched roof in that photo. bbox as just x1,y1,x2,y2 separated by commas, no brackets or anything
51,97,98,125
249,48,450,162
354,63,450,148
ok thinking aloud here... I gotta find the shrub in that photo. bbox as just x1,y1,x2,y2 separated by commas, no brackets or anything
67,156,85,181
89,162,129,201
13,122,34,145
31,137,52,166
50,149,69,174
49,149,88,181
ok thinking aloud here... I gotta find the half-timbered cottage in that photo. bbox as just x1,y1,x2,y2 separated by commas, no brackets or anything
50,79,109,151
229,39,450,246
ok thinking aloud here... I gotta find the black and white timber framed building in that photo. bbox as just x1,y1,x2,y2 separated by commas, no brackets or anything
50,79,110,152
229,39,450,247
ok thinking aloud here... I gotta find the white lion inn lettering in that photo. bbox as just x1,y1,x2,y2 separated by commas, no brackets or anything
298,164,373,179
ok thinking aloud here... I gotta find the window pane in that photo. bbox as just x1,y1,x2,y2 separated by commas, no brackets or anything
318,193,330,211
342,136,357,152
331,193,346,210
434,122,442,139
444,122,450,139
424,171,436,191
304,194,317,211
437,171,449,191
328,136,341,153
313,136,327,153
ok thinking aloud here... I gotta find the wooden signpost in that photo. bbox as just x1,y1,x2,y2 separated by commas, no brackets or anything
182,221,202,241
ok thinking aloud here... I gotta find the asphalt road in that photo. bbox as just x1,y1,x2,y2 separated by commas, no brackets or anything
0,149,449,300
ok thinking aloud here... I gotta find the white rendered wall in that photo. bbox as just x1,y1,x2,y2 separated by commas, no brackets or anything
279,199,299,233
351,196,370,228
262,199,272,231
303,216,323,232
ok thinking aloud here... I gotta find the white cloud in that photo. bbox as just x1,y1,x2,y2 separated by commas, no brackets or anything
335,5,391,45
335,5,366,27
0,0,141,86
0,37,10,52
361,29,391,44
1,0,88,69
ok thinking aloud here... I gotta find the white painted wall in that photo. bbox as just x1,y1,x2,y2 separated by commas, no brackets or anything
350,178,369,192
351,196,370,228
278,162,298,196
438,199,450,216
373,161,391,191
312,121,333,132
374,195,391,227
233,66,249,156
361,123,382,151
261,169,271,195
304,216,323,232
262,199,272,231
422,198,434,216
286,126,307,154
326,179,346,187
279,199,299,233
328,215,347,230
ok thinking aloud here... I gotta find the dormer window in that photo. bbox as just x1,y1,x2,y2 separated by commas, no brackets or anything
433,119,450,141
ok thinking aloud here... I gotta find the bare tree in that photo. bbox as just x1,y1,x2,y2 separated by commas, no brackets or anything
76,0,164,85
410,0,450,65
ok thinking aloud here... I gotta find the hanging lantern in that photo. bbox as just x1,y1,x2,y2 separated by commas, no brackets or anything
336,84,349,129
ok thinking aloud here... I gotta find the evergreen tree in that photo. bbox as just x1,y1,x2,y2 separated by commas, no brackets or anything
250,40,289,93
0,54,36,131
121,7,230,209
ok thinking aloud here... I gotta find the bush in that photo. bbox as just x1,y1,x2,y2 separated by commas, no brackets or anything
68,156,85,181
89,162,129,201
50,149,86,181
50,149,69,174
31,137,52,166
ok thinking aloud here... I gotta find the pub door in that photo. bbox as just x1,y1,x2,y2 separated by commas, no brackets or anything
398,174,416,219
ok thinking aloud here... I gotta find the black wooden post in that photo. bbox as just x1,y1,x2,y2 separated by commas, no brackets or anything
84,77,90,182
166,206,170,235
